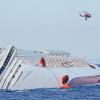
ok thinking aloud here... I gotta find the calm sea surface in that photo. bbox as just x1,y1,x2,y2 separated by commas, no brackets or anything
0,85,100,100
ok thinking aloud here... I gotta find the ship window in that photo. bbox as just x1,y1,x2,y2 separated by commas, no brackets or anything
0,46,15,75
19,64,21,67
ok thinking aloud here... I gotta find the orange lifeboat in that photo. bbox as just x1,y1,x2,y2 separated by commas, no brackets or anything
59,75,70,89
38,57,46,67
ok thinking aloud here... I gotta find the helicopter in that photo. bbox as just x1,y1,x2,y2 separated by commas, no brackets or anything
79,11,92,21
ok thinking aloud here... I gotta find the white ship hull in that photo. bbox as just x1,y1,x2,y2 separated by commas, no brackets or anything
12,65,100,90
0,46,100,90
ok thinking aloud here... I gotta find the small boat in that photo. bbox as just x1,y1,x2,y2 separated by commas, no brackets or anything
0,45,100,90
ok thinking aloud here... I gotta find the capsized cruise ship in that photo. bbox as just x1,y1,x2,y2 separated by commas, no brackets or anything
0,45,100,90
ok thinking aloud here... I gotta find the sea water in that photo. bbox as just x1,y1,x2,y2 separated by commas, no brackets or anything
0,85,100,100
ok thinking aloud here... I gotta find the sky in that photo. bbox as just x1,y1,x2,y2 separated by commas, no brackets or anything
0,0,100,61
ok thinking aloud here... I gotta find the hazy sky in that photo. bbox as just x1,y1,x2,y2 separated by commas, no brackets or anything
0,0,100,59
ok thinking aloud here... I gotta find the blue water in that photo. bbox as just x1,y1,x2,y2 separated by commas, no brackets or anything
0,85,100,100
